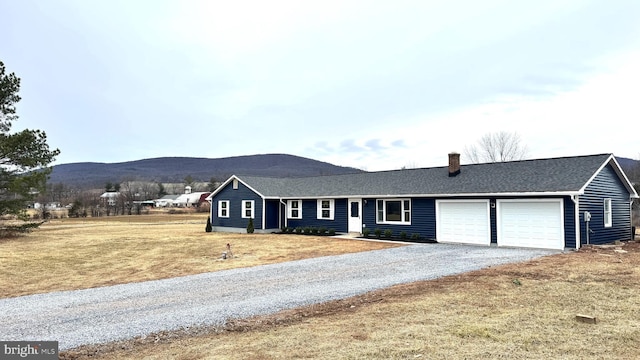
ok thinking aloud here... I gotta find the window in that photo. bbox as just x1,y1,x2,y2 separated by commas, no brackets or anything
242,200,254,219
232,179,239,190
604,198,612,228
218,200,229,218
376,199,411,224
288,200,302,219
317,199,335,220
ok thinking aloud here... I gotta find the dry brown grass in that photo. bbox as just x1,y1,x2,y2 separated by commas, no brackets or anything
62,241,640,360
0,214,397,298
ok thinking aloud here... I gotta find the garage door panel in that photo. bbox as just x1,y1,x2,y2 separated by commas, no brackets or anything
498,200,564,249
437,201,490,245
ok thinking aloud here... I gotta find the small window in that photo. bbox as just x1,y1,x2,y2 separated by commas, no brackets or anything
232,179,239,190
604,198,612,228
376,199,411,225
218,200,229,218
242,200,254,219
317,199,335,220
288,200,302,219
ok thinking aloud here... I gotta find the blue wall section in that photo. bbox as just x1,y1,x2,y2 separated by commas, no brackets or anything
265,200,280,230
286,199,348,232
563,197,577,249
579,164,632,245
211,181,263,229
361,197,435,239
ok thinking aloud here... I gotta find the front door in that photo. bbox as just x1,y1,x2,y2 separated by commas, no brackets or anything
348,198,363,233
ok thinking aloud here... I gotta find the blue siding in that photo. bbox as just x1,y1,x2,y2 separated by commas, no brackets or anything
211,181,264,229
579,164,632,245
286,199,348,232
563,197,576,249
265,199,280,230
362,197,435,239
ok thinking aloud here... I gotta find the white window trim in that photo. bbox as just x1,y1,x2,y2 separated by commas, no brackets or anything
604,198,612,228
316,199,335,220
287,200,302,219
376,198,411,225
218,200,230,218
242,200,255,219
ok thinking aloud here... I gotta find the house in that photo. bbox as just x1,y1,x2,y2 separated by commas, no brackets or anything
206,153,638,250
99,192,120,206
154,194,179,208
173,186,211,207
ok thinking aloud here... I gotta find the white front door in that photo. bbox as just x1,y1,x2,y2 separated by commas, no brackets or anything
348,198,363,233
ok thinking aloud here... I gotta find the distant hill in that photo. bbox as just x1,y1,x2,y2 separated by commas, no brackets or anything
48,154,364,189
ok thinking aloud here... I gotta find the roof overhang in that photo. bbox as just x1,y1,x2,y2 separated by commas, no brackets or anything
205,175,268,201
274,191,580,200
579,154,639,198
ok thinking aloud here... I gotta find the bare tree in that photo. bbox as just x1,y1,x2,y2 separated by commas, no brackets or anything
464,131,529,163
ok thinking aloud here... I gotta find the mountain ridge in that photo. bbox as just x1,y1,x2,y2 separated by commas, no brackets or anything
48,153,364,189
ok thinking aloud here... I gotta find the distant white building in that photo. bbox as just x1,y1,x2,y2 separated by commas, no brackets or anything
99,192,120,206
172,186,210,207
154,194,179,207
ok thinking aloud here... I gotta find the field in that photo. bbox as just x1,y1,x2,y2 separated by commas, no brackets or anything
2,215,640,359
0,214,397,298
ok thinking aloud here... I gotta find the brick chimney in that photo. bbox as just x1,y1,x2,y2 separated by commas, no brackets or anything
448,152,460,177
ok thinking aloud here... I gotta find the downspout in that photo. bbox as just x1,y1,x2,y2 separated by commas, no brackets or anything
631,197,636,241
280,199,287,229
571,195,580,250
262,199,266,231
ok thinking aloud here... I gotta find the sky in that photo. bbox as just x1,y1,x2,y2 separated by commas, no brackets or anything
1,0,640,171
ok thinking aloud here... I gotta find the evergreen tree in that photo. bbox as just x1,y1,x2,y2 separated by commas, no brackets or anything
246,218,254,234
0,60,60,232
205,216,212,232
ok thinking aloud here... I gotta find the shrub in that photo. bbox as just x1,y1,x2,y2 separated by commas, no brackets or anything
311,227,319,235
246,218,254,234
411,233,420,240
303,227,312,235
287,227,294,234
295,227,303,234
374,228,382,239
384,229,393,238
205,216,213,233
400,231,407,240
363,228,370,238
318,227,328,235
328,228,336,236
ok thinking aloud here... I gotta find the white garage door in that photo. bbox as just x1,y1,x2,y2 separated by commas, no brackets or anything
497,200,564,250
437,200,490,245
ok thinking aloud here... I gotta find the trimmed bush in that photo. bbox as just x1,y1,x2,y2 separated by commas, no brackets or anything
374,228,382,239
246,218,254,234
400,231,407,240
295,227,303,234
411,233,420,240
363,228,370,238
328,228,336,236
318,227,328,235
384,229,393,238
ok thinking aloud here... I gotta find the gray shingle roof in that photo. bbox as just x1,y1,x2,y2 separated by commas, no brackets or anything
236,154,625,198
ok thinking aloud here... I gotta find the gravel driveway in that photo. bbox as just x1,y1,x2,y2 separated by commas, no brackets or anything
0,243,555,350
